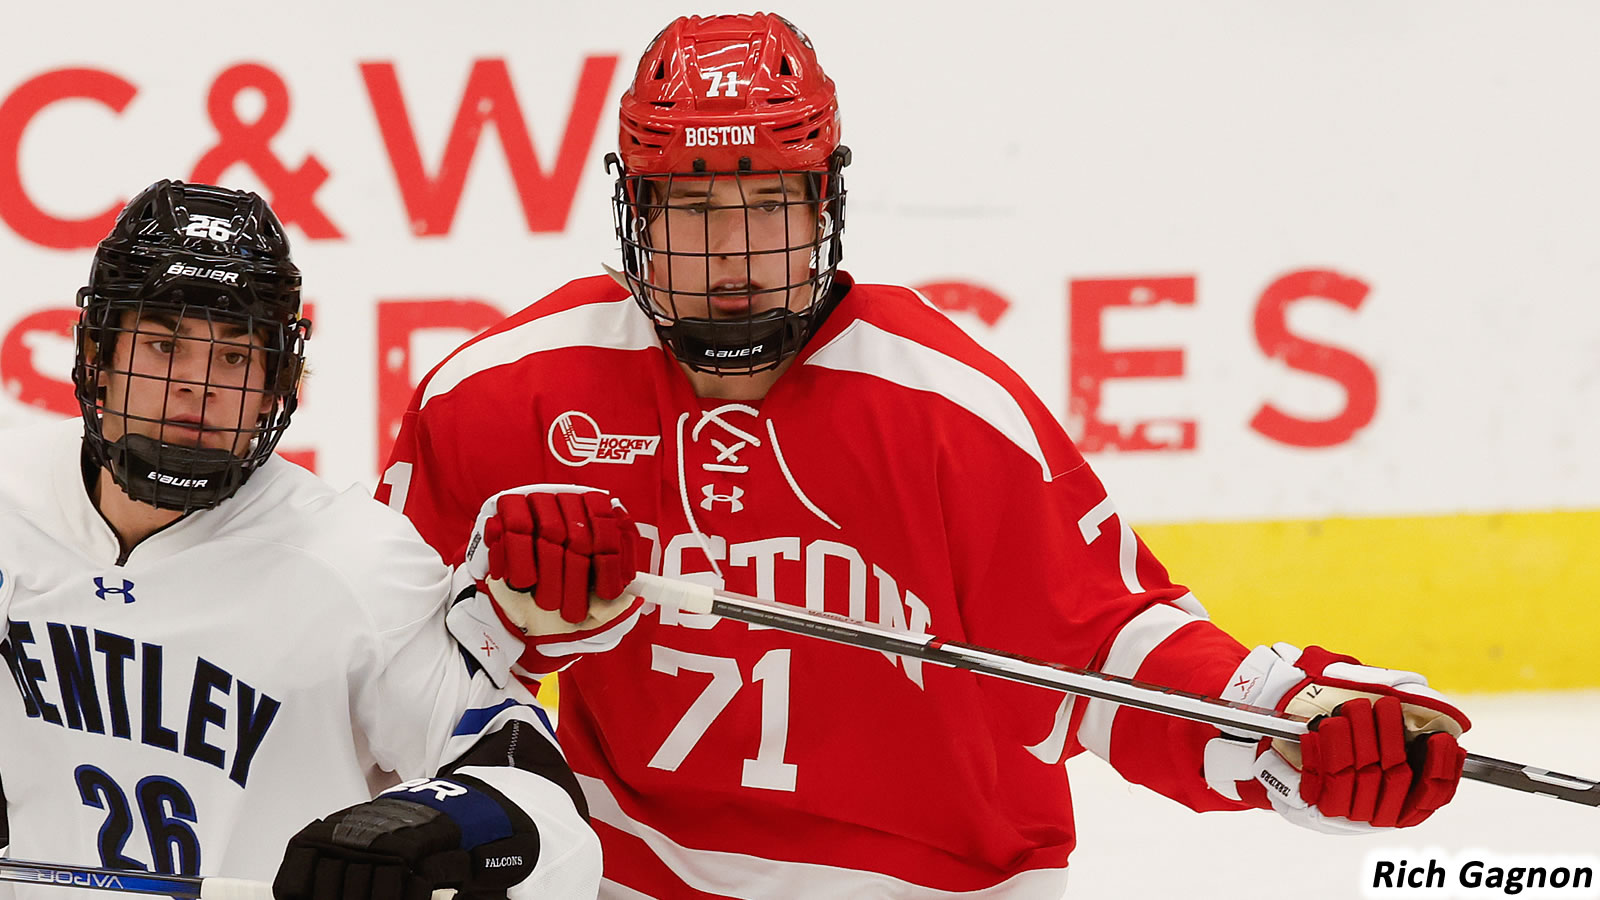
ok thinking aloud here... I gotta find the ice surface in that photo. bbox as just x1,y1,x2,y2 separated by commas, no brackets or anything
1064,691,1600,898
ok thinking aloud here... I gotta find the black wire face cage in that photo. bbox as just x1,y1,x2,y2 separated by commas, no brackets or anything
609,147,849,374
74,291,308,513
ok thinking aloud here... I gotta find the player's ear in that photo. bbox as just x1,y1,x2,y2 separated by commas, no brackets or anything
89,336,107,389
90,332,117,392
255,366,280,420
98,309,137,383
261,355,305,420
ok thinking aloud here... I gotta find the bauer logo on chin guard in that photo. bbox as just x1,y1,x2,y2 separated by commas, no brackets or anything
548,410,661,467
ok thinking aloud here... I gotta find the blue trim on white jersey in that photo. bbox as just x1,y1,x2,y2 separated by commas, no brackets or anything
453,698,555,739
454,699,520,736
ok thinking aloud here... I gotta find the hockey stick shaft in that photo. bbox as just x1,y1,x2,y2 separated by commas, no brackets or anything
630,573,1600,807
0,859,240,899
0,857,456,898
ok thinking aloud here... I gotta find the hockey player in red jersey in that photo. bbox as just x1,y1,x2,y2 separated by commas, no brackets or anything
381,14,1472,898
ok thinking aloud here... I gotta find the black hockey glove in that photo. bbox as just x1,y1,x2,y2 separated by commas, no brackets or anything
274,773,538,900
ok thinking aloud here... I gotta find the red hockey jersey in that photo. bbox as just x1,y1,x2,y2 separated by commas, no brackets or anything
381,273,1257,898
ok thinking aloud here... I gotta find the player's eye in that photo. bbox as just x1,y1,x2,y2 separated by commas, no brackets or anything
219,349,251,367
146,338,177,355
754,200,783,214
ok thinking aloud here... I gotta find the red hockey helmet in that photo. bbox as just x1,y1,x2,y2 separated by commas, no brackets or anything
617,12,841,175
608,13,851,374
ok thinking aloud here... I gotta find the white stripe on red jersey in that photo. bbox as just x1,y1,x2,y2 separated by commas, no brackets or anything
804,319,1054,481
581,774,1071,899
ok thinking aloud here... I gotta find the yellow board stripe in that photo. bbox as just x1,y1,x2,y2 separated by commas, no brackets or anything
533,508,1593,713
1137,509,1600,692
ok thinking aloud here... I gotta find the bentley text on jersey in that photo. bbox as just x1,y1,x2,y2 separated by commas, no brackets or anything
1,619,281,787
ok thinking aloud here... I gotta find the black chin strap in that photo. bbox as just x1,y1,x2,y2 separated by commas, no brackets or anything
658,280,849,375
105,433,249,511
661,309,805,373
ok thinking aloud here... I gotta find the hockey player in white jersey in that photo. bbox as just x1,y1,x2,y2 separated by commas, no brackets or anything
0,181,600,899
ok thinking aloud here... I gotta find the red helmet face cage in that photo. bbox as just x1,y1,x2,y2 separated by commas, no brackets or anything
611,13,849,374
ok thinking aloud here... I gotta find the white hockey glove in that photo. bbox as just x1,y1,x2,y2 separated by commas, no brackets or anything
1204,643,1470,833
456,485,645,677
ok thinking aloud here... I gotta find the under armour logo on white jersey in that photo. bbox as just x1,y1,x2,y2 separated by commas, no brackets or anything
701,484,745,513
93,577,136,604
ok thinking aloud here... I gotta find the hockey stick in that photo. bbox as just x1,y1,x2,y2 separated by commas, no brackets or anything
0,857,456,898
630,573,1600,808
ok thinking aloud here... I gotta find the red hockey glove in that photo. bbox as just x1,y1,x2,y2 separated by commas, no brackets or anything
481,487,638,624
1204,644,1469,834
459,485,645,677
1298,695,1467,827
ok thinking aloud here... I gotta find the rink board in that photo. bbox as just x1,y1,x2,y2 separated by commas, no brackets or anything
1141,509,1600,692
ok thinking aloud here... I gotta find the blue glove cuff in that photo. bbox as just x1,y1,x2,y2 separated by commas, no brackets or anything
378,774,514,849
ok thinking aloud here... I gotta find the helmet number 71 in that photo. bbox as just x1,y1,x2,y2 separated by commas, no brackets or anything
703,70,742,98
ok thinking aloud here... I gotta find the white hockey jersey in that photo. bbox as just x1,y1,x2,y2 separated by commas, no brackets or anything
0,419,599,898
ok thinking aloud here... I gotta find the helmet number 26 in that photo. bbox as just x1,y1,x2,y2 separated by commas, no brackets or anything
182,214,237,243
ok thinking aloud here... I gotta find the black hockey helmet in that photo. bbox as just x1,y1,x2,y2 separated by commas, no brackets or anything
73,180,311,512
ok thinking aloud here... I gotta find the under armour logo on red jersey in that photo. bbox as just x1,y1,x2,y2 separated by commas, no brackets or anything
679,404,841,530
701,484,746,513
93,577,136,604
